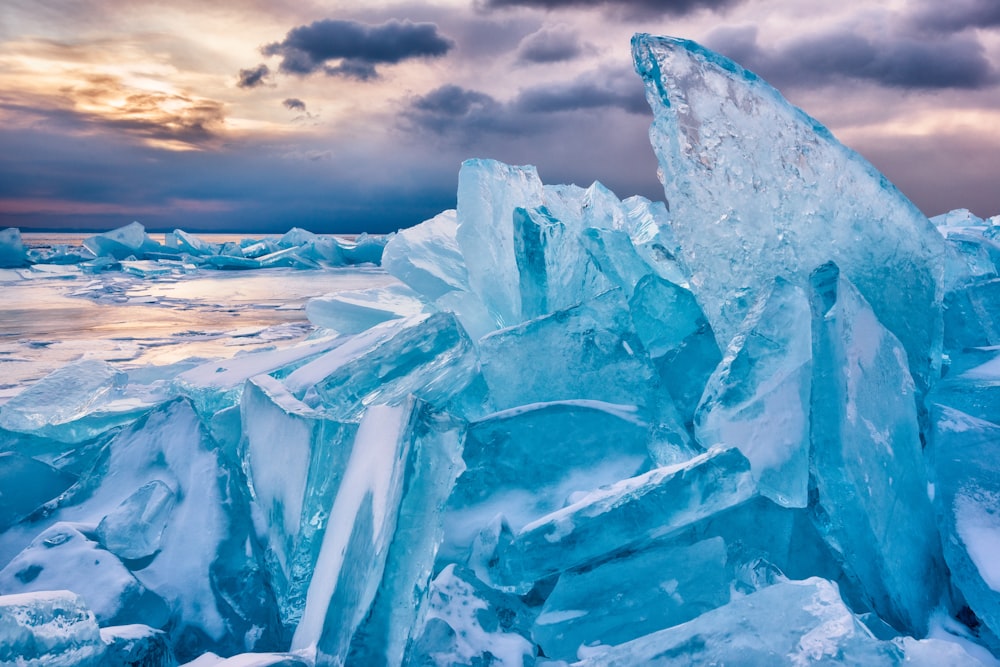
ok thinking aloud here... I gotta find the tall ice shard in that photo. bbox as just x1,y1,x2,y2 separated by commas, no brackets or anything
632,34,947,389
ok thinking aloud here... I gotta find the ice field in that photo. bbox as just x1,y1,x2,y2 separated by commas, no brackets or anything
2,33,1000,666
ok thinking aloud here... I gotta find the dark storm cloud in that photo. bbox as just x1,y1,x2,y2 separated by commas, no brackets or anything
706,26,998,90
516,25,585,63
481,0,741,18
236,63,271,88
909,0,1000,33
282,98,306,111
262,18,453,80
403,66,645,139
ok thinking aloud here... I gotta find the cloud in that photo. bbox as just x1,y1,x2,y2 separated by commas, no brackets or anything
480,0,741,18
283,97,306,111
909,0,1000,33
262,18,453,80
516,24,586,63
706,25,998,90
403,66,646,138
237,63,271,88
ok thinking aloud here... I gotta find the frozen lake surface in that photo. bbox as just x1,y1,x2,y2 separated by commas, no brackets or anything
0,262,395,402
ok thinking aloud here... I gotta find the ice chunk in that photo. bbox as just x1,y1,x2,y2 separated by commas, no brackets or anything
0,590,106,666
174,333,344,418
406,565,535,667
0,523,169,627
0,359,142,444
0,452,76,530
533,537,729,661
579,227,653,298
456,158,544,327
629,273,720,423
444,400,651,551
290,401,416,665
96,480,176,561
632,34,947,389
168,229,219,256
0,227,29,268
205,254,261,270
339,232,388,265
943,278,1000,352
478,289,657,411
305,284,428,335
513,205,609,319
382,210,469,300
695,277,811,508
289,312,478,421
83,221,162,260
491,446,754,591
573,578,974,666
100,624,177,667
808,263,945,633
927,405,1000,639
240,374,358,628
347,405,466,666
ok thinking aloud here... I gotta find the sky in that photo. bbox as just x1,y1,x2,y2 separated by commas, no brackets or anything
1,0,999,233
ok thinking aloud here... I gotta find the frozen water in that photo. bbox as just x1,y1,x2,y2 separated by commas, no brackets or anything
808,263,945,634
101,624,177,667
575,578,984,666
305,284,428,334
633,33,948,390
695,277,811,508
96,480,176,561
0,590,106,666
0,227,29,268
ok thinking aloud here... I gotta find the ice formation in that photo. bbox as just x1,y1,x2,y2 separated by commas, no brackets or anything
2,32,1000,667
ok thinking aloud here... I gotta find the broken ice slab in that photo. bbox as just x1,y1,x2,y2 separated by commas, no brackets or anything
382,209,469,300
0,399,281,659
573,578,984,666
491,446,754,591
100,624,177,667
305,284,428,335
0,227,29,268
0,523,169,627
240,374,359,628
533,537,729,662
339,232,388,265
695,277,811,508
456,158,544,327
478,289,657,411
632,34,947,390
927,405,1000,640
346,405,466,667
941,232,1000,289
287,312,479,421
0,452,76,530
83,221,165,260
809,263,945,633
290,401,416,665
0,590,106,666
629,273,720,423
204,254,261,270
96,480,176,561
173,332,345,418
943,278,1000,352
444,400,651,553
405,564,535,667
513,205,610,320
579,227,653,299
166,228,220,257
0,359,147,444
121,259,178,278
621,196,690,288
